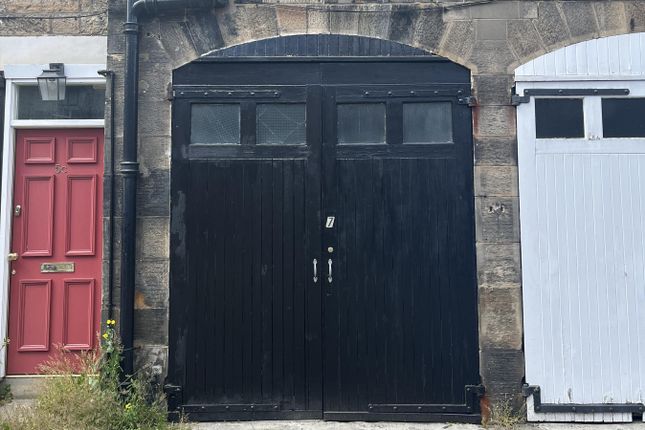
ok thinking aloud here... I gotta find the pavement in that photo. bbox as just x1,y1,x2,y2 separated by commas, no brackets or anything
191,421,645,430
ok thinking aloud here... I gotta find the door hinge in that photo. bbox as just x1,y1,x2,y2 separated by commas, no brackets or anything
458,95,477,106
512,88,630,105
523,384,645,414
163,383,183,419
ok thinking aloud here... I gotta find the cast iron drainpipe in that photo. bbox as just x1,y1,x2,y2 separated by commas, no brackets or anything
121,0,226,376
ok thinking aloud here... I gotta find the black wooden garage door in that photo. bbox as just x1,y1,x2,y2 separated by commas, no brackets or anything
168,48,480,423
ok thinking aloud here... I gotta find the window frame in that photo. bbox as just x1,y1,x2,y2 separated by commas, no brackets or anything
519,80,645,155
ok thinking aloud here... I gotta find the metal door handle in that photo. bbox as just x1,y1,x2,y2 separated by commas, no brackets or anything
313,259,318,283
328,258,332,283
7,253,18,262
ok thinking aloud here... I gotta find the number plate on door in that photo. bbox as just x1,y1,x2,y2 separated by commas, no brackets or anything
40,262,75,273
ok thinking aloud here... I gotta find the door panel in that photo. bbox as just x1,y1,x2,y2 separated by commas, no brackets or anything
7,129,103,374
322,86,479,420
169,88,323,419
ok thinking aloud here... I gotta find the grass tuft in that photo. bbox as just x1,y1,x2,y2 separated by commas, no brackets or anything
0,321,186,430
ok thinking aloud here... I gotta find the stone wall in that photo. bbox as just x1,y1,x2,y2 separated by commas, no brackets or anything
0,0,107,36
105,0,645,412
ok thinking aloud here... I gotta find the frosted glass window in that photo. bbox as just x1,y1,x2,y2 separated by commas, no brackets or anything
191,104,240,144
257,104,306,144
17,85,105,120
403,102,453,143
337,103,385,144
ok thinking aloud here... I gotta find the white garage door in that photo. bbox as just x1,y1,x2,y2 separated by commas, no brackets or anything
517,33,645,423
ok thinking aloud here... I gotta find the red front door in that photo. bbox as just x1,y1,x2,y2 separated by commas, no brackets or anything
7,129,103,374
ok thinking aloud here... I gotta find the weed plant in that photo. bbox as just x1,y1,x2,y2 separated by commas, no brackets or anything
0,321,184,430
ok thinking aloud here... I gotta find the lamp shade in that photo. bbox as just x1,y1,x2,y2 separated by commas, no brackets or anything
37,63,66,101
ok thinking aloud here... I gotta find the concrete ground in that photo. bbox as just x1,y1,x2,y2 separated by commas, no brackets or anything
192,422,645,430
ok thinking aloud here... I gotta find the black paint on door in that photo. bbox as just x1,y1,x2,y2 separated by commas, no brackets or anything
169,47,480,423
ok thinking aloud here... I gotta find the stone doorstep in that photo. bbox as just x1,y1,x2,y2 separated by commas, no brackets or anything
3,375,45,399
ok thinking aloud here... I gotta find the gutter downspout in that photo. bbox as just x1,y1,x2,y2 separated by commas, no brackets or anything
120,0,227,377
97,70,116,320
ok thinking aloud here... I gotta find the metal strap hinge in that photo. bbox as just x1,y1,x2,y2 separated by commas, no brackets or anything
523,384,645,414
512,88,630,105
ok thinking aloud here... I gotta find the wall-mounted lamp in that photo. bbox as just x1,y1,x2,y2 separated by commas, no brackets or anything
37,63,66,101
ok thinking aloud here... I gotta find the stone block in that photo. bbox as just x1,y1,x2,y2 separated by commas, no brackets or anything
467,40,516,74
358,6,392,40
478,285,523,350
139,135,171,171
138,100,171,137
185,9,225,56
625,2,645,32
0,18,49,36
439,20,474,63
475,165,518,197
476,243,522,287
107,12,126,54
506,19,544,61
138,20,173,64
218,6,279,47
159,20,200,68
475,136,517,166
4,0,80,13
473,74,513,106
468,1,520,20
594,1,628,36
329,7,360,35
136,216,170,260
479,348,524,405
475,19,506,41
306,7,330,34
441,5,470,22
276,5,307,34
138,62,173,102
134,345,169,379
474,106,516,138
412,7,445,53
475,197,520,243
534,1,569,49
135,259,170,309
388,5,420,46
133,308,169,345
517,2,538,20
560,1,598,40
50,18,80,35
79,14,108,35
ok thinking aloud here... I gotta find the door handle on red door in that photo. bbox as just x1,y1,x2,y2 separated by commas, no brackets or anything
7,253,18,262
327,259,332,283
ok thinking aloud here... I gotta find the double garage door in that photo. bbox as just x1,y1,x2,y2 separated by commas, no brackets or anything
167,58,480,421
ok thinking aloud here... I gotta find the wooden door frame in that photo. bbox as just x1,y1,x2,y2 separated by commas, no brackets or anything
0,64,105,378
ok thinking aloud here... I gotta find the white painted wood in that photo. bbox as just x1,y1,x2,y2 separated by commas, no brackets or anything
0,37,106,70
0,83,16,379
0,71,105,377
516,33,645,81
4,64,105,80
517,77,645,423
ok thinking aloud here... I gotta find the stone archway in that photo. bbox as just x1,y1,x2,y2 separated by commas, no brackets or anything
105,0,645,418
